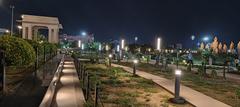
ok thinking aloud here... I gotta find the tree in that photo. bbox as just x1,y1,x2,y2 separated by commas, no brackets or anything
230,41,235,54
200,42,205,50
218,42,223,53
211,37,219,54
223,43,228,53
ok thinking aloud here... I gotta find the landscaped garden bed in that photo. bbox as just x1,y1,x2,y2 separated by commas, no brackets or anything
116,62,240,107
84,64,193,107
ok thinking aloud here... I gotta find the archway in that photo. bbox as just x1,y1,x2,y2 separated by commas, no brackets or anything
17,14,63,43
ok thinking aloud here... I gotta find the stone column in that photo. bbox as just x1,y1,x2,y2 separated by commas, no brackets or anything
53,29,59,43
48,28,52,43
28,26,32,40
22,26,26,39
33,28,39,40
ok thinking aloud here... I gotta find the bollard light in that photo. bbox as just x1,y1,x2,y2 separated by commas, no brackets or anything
133,59,138,64
133,59,138,76
170,69,185,104
109,54,112,58
108,54,112,67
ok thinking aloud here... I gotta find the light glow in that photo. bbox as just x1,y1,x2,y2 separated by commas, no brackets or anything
99,44,102,51
117,45,120,52
17,25,22,29
78,40,81,48
109,54,112,58
157,37,161,51
106,45,109,51
133,59,138,64
81,44,84,50
121,39,125,49
175,69,182,75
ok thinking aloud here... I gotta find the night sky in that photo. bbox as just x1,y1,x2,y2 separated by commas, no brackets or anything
1,0,240,47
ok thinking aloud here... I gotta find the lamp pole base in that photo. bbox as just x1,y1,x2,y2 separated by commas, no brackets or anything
169,97,186,104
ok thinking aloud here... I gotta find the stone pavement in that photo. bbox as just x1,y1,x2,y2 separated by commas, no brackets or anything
52,56,85,107
112,64,231,107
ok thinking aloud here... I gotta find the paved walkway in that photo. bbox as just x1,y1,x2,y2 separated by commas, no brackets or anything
53,57,85,107
40,56,85,107
112,64,231,107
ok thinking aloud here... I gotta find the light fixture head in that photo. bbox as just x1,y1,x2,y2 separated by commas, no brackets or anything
175,69,182,75
133,59,138,64
109,54,113,58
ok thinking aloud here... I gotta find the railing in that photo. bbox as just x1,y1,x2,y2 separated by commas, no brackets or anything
39,54,65,107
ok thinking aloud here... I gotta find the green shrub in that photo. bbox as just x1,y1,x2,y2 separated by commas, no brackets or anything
236,87,240,99
25,39,44,55
211,69,217,78
0,36,36,66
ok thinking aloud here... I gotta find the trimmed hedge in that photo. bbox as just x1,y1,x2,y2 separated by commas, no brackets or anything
0,35,36,66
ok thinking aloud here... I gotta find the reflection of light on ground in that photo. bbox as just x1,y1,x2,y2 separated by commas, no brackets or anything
64,61,73,64
64,65,75,68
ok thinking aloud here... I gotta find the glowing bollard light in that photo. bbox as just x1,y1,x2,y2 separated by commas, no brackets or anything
133,59,138,76
108,54,113,67
170,69,185,104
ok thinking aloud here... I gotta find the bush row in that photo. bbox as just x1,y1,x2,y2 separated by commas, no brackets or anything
0,35,58,66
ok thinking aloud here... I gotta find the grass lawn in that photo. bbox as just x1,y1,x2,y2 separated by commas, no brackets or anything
116,62,240,107
83,64,193,107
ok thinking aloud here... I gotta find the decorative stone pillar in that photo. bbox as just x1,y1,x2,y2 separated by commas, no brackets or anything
28,26,32,40
22,26,26,39
48,28,53,43
53,29,59,43
33,28,39,40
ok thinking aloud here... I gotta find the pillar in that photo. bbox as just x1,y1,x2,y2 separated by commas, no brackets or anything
53,29,59,43
33,28,39,40
28,26,32,40
48,28,53,43
22,26,26,39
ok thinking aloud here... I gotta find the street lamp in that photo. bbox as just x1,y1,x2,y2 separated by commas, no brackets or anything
81,43,85,50
99,44,102,51
81,32,87,36
5,30,10,34
78,40,81,48
133,59,138,76
117,45,120,52
157,37,161,51
203,36,209,42
10,5,14,36
191,35,195,41
106,45,109,51
170,69,185,104
121,39,125,49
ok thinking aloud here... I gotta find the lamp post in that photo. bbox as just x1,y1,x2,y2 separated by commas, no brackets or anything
10,5,14,36
133,59,138,76
78,40,81,48
170,69,185,104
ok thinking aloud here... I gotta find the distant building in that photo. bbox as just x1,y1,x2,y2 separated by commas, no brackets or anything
60,34,94,43
167,43,183,49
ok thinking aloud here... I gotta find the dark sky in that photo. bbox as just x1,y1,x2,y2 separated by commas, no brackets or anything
1,0,240,47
